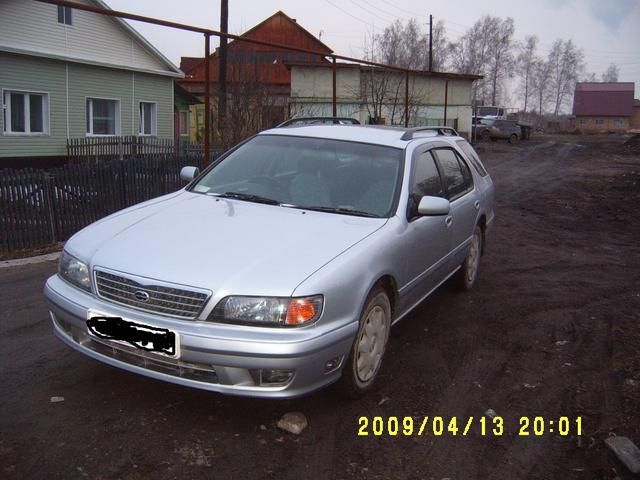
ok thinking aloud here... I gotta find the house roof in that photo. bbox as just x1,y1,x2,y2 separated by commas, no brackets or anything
178,11,331,85
573,82,635,117
92,0,182,76
575,82,634,92
238,11,332,54
180,57,204,75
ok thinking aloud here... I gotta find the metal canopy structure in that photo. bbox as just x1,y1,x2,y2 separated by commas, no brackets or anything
35,0,481,163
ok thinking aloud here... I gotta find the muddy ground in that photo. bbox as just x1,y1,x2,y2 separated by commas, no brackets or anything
1,134,639,479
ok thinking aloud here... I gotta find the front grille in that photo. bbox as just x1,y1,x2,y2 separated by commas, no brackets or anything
95,270,210,319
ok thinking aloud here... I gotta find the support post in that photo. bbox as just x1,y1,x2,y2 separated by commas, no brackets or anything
332,56,337,117
219,0,228,134
204,33,210,166
404,71,409,127
443,80,448,126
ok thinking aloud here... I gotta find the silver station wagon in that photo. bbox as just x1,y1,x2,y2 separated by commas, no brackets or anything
44,122,495,398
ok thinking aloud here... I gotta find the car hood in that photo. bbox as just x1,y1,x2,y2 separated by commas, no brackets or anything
67,191,386,296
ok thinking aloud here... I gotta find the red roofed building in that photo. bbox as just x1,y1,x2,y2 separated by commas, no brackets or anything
632,99,640,132
572,82,637,132
177,11,332,142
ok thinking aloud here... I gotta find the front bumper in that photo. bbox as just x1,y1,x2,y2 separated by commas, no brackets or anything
44,275,357,398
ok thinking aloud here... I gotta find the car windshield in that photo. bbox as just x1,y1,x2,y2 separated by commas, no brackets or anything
191,135,403,218
477,107,499,116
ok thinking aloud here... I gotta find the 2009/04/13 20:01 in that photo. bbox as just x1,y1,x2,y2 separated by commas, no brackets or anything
357,416,584,437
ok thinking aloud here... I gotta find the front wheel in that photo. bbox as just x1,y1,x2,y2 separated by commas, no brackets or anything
340,287,391,398
456,225,483,290
509,133,519,144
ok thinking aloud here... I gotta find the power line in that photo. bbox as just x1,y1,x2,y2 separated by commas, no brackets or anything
351,0,389,22
351,0,402,19
324,0,377,29
368,0,430,19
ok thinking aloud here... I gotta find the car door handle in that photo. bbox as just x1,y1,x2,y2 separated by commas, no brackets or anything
445,216,453,227
474,200,480,210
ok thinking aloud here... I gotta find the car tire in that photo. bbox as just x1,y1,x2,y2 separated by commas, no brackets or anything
481,130,491,141
456,225,483,291
340,286,391,398
509,134,519,144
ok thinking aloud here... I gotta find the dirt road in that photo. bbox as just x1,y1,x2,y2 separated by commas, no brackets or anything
1,135,639,479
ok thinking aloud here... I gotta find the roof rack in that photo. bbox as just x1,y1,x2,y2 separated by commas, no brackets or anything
400,126,459,140
277,117,361,127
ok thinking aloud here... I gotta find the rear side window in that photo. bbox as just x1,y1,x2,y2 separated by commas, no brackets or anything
433,148,473,199
456,140,488,177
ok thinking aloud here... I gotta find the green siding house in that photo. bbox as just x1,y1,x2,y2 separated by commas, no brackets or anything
0,0,182,167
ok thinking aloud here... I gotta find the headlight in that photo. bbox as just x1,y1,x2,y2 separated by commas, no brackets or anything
209,295,323,327
59,250,91,291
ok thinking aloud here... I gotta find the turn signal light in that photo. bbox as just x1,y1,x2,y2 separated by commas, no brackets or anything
286,298,319,325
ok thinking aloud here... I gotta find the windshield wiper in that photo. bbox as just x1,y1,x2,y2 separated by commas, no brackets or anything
211,191,281,205
291,205,380,218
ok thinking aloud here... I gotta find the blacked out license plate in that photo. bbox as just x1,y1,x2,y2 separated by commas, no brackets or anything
86,311,179,358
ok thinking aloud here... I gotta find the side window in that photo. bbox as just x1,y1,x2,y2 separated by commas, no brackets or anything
433,149,473,199
456,139,488,177
408,151,444,220
412,151,444,198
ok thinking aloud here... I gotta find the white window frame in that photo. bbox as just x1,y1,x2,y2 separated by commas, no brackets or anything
179,110,189,136
57,6,73,26
2,89,50,136
86,97,121,137
138,101,157,136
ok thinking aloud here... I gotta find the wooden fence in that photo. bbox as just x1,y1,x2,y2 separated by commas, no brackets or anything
66,136,222,164
0,153,210,256
67,136,176,164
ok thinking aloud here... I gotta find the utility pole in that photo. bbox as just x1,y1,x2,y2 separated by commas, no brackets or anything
219,0,228,137
204,34,210,165
428,14,433,72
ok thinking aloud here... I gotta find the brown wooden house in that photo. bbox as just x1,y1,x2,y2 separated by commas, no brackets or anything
572,82,636,132
177,11,332,143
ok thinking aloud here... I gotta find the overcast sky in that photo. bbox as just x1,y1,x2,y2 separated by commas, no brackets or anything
108,0,639,97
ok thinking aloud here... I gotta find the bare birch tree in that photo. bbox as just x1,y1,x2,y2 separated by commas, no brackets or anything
531,59,553,114
374,18,449,71
516,35,539,112
449,15,514,105
601,63,620,82
547,39,584,115
359,26,427,125
425,20,448,71
487,17,515,105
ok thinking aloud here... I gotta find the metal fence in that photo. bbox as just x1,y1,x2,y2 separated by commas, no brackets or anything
0,153,209,255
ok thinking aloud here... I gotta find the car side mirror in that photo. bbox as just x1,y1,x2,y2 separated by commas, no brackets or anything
417,196,450,216
180,166,200,183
